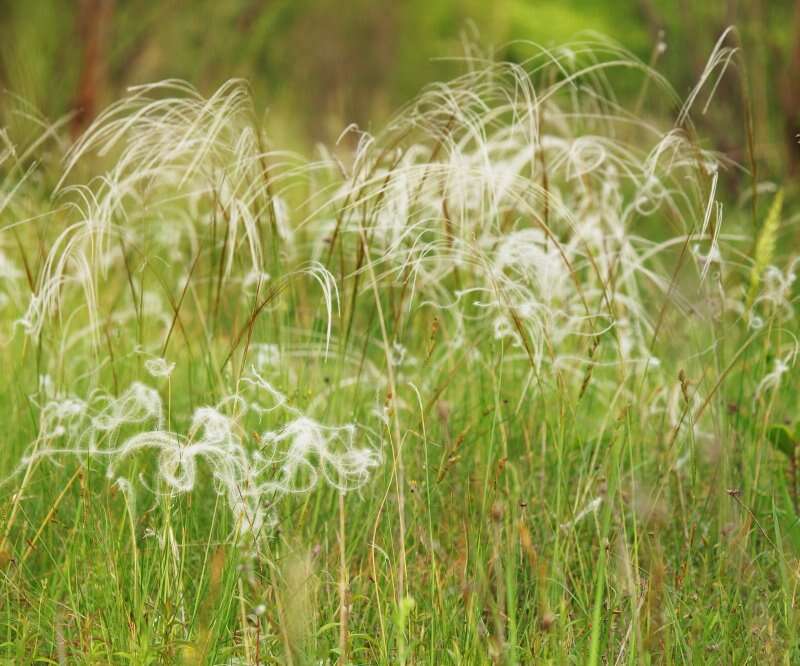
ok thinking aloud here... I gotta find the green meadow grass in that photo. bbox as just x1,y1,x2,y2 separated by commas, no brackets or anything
1,38,799,664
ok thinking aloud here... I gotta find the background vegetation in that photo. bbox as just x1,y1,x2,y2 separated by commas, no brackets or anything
1,0,799,170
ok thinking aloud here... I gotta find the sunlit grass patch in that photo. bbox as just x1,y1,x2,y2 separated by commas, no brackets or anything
1,32,799,663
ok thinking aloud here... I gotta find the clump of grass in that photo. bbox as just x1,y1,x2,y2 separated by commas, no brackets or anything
5,368,381,539
1,31,799,663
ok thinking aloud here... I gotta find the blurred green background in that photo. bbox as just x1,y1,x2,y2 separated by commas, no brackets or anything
1,0,798,176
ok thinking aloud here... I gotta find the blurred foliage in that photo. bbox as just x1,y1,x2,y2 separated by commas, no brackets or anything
0,0,798,176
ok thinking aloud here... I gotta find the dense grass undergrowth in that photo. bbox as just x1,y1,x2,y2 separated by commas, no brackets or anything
1,35,800,663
